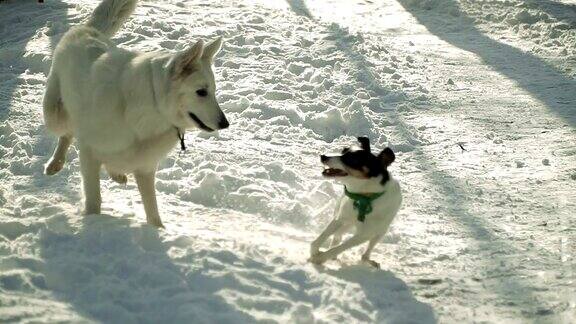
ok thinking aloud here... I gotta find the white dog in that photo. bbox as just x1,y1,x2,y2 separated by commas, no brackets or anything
42,0,228,227
310,137,402,268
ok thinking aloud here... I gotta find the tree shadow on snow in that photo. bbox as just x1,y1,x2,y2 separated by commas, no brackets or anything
0,0,73,127
38,214,257,323
525,0,576,26
285,0,419,145
284,1,437,320
0,0,77,194
286,0,314,20
398,0,576,128
284,0,553,317
406,150,553,315
286,0,388,95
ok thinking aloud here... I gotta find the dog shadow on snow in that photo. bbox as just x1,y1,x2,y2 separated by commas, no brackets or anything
38,213,435,323
320,265,437,323
38,214,257,324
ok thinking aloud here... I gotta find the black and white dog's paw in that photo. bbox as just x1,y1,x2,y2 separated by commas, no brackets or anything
309,252,328,265
361,257,380,269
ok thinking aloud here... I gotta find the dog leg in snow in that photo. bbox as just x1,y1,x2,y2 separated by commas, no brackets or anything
330,224,350,248
80,148,102,214
329,224,350,260
361,234,383,268
45,135,73,175
310,234,370,265
310,219,343,257
135,170,164,228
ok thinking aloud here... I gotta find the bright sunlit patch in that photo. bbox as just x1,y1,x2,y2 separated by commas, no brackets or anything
241,0,290,10
243,0,422,35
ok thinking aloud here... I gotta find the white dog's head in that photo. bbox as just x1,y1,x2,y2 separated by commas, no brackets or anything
161,37,229,132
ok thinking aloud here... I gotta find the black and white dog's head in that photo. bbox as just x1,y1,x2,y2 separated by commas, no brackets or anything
320,137,395,185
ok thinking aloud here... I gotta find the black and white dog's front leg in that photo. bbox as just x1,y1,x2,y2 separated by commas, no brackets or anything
361,234,383,268
310,219,343,257
309,234,371,265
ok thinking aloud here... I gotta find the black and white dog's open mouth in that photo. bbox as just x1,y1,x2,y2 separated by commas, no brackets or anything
188,112,214,132
322,168,348,177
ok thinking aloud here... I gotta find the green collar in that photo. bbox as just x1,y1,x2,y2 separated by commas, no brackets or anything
344,187,385,222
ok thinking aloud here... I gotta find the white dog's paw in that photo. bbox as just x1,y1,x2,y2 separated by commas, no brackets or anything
110,173,128,184
44,158,65,175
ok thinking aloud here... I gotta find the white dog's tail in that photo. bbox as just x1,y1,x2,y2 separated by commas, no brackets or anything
43,73,70,136
86,0,138,38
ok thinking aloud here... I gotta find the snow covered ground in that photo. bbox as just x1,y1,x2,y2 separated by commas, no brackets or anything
0,0,575,322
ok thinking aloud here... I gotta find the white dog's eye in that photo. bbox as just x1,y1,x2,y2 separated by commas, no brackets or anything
196,89,208,97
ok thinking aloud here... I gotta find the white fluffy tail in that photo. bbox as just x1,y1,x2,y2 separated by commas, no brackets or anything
43,73,70,136
86,0,138,38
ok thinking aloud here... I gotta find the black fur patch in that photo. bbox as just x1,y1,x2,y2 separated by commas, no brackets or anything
339,138,395,184
358,136,371,152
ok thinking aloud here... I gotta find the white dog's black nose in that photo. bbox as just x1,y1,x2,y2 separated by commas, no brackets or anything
218,118,229,129
320,155,328,163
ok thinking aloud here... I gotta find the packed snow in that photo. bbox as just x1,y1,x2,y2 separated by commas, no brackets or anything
0,0,575,322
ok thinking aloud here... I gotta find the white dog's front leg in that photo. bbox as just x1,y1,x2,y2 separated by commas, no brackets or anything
310,219,343,257
79,148,102,214
310,234,370,265
135,170,164,228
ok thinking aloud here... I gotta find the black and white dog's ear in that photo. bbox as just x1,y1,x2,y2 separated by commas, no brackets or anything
378,147,395,167
202,36,223,63
357,137,371,152
172,40,204,77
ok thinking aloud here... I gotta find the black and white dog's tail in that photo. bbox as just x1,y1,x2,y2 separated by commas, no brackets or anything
86,0,138,38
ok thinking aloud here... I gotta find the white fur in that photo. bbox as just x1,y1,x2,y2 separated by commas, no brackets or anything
310,174,402,268
42,0,227,227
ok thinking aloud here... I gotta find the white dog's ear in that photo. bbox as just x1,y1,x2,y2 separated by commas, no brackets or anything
173,40,204,76
202,36,223,62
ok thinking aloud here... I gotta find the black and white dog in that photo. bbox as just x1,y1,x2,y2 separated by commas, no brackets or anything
310,137,402,268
